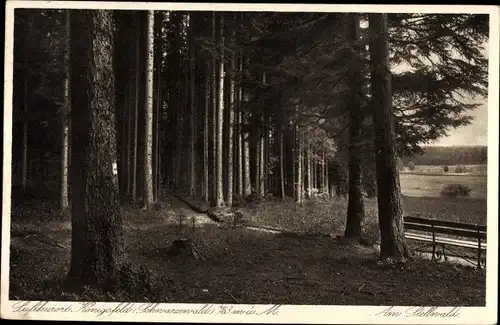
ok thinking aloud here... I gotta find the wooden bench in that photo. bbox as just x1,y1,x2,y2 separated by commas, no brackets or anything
403,216,487,268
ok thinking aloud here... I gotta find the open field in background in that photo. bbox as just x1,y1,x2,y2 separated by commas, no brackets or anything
399,173,488,199
400,164,487,176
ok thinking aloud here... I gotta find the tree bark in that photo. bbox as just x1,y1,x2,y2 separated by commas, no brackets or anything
20,16,34,191
259,129,265,196
243,131,251,196
280,126,285,199
253,119,260,196
236,54,244,197
189,17,196,197
226,48,235,206
153,12,163,202
215,13,225,207
67,9,124,290
203,59,210,203
295,125,303,205
369,13,409,263
22,64,28,190
312,153,316,191
345,13,366,239
306,145,312,198
60,10,71,213
126,76,132,197
324,149,329,198
142,10,154,209
211,12,218,204
131,13,140,201
242,58,251,197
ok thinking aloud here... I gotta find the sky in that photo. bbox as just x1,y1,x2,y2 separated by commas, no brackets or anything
393,39,490,148
427,40,489,147
427,100,488,147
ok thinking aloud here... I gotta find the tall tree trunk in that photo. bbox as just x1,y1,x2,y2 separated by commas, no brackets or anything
320,151,325,192
126,77,133,197
189,19,196,197
345,13,366,239
22,64,28,190
203,60,210,203
243,111,251,196
243,131,251,196
131,14,140,201
279,126,285,199
295,125,303,205
369,13,408,263
236,53,243,197
211,12,218,204
253,121,260,196
215,13,225,207
154,64,161,201
292,126,296,200
153,12,163,202
20,16,34,191
312,154,316,191
242,59,251,197
142,10,154,209
226,48,235,206
67,9,124,290
324,149,329,198
60,10,71,213
307,145,312,198
259,128,265,196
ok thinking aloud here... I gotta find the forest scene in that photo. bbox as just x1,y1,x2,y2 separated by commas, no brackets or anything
7,8,489,307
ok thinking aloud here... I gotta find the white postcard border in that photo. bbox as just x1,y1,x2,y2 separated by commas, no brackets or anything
2,2,499,324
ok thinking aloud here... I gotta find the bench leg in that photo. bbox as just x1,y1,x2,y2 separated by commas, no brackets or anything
478,249,485,269
441,244,447,261
435,244,445,262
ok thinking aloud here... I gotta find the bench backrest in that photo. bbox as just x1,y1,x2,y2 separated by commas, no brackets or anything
404,216,486,240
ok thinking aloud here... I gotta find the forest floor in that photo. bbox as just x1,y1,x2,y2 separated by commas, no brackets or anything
8,194,486,305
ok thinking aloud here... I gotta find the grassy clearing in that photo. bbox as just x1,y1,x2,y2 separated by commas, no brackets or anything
241,195,486,238
9,195,485,305
400,173,487,199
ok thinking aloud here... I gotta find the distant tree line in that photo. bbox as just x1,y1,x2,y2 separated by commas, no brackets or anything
402,145,487,166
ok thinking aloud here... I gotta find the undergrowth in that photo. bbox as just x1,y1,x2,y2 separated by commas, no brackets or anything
9,195,486,305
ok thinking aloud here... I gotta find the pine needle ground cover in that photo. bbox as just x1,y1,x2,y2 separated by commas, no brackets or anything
9,195,485,305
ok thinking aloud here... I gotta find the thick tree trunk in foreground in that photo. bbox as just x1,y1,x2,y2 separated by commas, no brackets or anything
143,10,154,209
369,13,409,263
345,13,366,239
67,10,124,290
60,10,71,213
